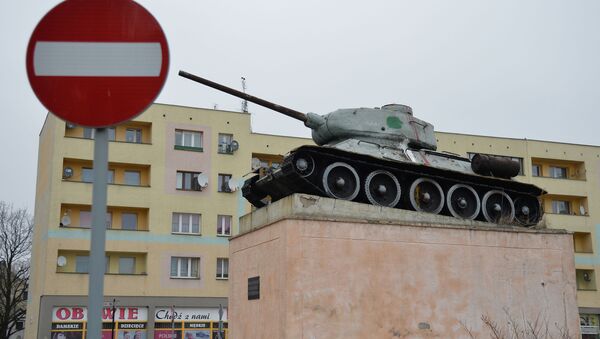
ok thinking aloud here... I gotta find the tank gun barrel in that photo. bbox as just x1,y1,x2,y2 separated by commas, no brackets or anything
178,70,307,123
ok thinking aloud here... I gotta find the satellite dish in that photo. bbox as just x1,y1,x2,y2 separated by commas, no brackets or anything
61,213,71,226
66,122,76,129
196,173,209,188
228,177,241,192
230,140,239,152
57,256,67,267
251,158,261,171
63,167,74,179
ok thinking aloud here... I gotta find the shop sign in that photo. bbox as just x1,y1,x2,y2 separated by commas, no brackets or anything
53,306,148,322
154,308,227,322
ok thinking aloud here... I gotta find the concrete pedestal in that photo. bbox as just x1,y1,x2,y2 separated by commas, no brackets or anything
230,194,580,338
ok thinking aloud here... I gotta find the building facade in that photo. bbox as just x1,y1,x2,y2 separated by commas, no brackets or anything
26,103,600,338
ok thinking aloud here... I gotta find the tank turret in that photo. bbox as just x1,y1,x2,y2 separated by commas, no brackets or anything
179,70,544,226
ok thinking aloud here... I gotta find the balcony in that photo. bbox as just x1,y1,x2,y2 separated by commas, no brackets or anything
56,250,147,275
543,213,590,231
64,121,152,144
59,204,149,231
531,157,586,179
530,176,588,197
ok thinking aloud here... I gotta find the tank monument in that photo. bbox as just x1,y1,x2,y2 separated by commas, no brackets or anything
180,70,580,338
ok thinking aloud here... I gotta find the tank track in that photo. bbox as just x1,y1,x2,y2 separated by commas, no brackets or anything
242,145,544,226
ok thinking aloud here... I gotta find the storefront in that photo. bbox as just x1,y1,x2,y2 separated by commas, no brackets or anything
581,313,600,339
50,306,148,339
153,308,227,339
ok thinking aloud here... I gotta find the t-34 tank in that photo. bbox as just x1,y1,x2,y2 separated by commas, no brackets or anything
179,70,545,226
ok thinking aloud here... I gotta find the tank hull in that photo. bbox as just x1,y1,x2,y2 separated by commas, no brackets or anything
243,145,544,226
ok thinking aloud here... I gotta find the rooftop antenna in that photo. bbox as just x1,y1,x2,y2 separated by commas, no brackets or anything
241,77,248,113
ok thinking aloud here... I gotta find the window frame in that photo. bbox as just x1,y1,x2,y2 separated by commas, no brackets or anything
218,133,234,154
81,168,114,183
551,200,571,215
176,171,202,191
170,256,200,279
218,174,232,193
549,166,568,179
124,170,141,186
78,211,111,228
531,164,541,177
217,215,232,236
216,258,229,280
121,212,138,230
83,127,115,141
175,129,203,152
75,255,89,273
118,257,136,274
171,212,201,235
125,128,142,143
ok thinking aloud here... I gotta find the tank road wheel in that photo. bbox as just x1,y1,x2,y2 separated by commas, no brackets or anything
446,184,481,220
481,190,515,224
409,178,444,214
514,196,541,226
364,170,401,207
322,162,360,200
293,154,315,177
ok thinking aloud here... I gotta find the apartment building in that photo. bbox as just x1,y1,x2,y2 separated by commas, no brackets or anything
26,103,600,338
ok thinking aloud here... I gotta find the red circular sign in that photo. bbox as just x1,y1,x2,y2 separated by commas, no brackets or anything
26,0,169,127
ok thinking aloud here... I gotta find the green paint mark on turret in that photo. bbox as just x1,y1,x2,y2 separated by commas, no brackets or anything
386,116,403,129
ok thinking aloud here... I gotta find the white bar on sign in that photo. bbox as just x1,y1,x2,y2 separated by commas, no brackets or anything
34,41,162,76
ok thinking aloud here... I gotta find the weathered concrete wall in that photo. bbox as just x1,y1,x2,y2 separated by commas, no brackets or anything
230,194,580,338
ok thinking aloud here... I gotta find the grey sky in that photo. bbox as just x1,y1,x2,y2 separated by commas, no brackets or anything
1,1,599,210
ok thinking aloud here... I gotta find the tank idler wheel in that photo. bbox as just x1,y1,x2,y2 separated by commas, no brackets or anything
481,190,515,224
409,178,444,214
322,162,360,201
293,153,315,177
364,170,401,207
446,184,481,220
514,196,541,226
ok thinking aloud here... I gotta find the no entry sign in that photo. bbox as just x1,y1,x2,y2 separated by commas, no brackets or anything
26,0,169,127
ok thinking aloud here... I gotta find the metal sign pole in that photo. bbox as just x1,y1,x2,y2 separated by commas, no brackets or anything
87,128,109,338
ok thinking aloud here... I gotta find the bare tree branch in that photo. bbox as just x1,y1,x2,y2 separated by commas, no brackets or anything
0,201,32,338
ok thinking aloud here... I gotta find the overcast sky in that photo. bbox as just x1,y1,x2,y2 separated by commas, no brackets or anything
1,0,599,211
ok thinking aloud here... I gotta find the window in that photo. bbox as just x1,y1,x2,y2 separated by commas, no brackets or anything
81,168,114,183
218,174,232,192
74,255,108,273
172,213,201,234
80,211,91,228
75,255,89,273
216,258,229,279
176,171,202,191
83,127,115,141
532,164,541,177
170,257,199,278
468,153,523,175
549,166,568,179
78,211,112,228
119,257,136,274
218,133,234,154
121,213,138,230
124,171,141,186
217,215,232,236
175,129,202,151
552,200,571,214
126,128,142,143
82,168,93,182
